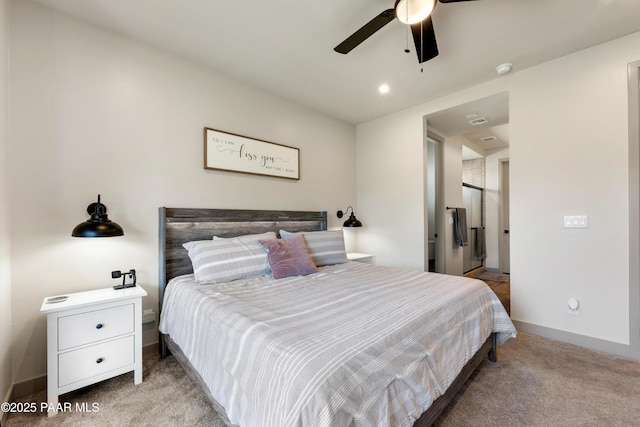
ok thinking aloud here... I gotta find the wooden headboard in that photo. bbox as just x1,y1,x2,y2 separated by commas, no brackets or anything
158,207,327,311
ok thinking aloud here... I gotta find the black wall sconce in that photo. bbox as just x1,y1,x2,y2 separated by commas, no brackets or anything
71,194,124,237
337,206,363,227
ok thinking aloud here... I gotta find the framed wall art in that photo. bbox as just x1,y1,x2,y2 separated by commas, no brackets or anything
204,127,300,180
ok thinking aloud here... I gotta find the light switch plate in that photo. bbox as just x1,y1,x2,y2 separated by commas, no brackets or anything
564,215,588,228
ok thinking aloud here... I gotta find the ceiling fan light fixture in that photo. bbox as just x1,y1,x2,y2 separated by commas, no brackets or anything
395,0,436,25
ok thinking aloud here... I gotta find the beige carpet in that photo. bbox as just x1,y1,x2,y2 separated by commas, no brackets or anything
473,271,510,283
7,332,640,426
6,351,225,427
468,270,510,316
484,278,510,316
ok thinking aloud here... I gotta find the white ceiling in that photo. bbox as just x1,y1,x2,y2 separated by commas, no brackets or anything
31,0,640,125
427,91,509,157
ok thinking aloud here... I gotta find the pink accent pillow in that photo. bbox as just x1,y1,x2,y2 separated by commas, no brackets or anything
259,234,318,279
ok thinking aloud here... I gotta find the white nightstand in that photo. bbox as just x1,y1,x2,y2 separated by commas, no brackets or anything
347,252,374,264
40,285,147,416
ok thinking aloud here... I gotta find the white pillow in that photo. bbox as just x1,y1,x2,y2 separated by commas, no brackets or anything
183,238,271,284
279,230,348,266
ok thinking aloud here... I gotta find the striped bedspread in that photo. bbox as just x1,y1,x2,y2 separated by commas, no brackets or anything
159,262,516,427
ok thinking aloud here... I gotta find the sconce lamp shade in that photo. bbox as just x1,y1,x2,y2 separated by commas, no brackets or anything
337,206,363,228
72,195,124,237
343,212,363,227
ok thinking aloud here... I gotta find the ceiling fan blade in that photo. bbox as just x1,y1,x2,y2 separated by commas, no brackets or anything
411,17,438,63
334,9,396,54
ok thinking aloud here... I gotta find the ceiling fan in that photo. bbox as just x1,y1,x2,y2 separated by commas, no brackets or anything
334,0,477,64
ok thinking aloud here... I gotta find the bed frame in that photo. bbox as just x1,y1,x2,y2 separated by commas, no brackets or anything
158,207,328,355
158,207,497,427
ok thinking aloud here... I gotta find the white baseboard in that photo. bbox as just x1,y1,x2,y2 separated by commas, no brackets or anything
2,382,14,426
513,320,639,361
143,342,159,358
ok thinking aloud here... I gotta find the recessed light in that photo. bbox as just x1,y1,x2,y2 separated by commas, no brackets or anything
468,117,489,126
480,136,497,142
378,84,390,94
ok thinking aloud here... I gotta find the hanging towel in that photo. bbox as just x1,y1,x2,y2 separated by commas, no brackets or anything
474,227,486,260
453,208,468,247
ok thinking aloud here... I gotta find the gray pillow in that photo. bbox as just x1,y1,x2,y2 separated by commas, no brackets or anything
183,238,271,284
279,230,348,266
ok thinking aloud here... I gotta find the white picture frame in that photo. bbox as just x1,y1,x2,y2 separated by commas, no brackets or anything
204,127,300,180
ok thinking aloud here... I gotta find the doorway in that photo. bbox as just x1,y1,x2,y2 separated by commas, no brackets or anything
425,92,510,276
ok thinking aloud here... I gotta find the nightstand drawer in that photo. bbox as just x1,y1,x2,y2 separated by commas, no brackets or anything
58,304,134,350
58,335,134,387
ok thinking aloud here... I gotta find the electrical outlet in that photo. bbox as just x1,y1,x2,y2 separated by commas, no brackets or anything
142,309,156,324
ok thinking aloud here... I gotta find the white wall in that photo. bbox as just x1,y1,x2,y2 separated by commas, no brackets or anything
356,78,507,271
0,0,12,405
441,134,465,275
8,0,356,384
509,34,635,346
356,111,425,269
357,32,640,355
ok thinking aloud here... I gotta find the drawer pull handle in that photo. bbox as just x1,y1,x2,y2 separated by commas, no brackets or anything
96,357,104,364
96,323,104,329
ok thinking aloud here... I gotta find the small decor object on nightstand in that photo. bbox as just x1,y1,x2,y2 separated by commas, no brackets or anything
112,269,136,290
40,285,147,416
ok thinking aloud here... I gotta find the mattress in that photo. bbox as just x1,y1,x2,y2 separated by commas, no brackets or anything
159,261,516,427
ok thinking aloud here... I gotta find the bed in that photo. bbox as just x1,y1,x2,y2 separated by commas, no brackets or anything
158,207,516,427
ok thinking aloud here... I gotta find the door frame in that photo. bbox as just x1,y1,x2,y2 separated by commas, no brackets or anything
627,60,640,356
498,158,510,274
425,133,445,273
